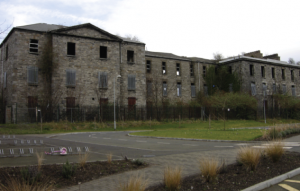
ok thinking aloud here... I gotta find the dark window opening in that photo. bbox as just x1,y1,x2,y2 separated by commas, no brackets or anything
282,69,285,80
29,39,38,53
28,96,38,122
147,81,152,96
215,67,218,74
162,62,166,75
291,70,294,81
261,66,265,78
163,81,167,96
100,46,107,58
250,65,254,76
272,68,275,79
127,50,134,62
190,64,194,77
5,45,8,60
176,63,180,76
146,60,151,73
292,85,296,96
228,66,232,74
191,83,196,97
177,82,182,97
67,42,76,56
203,66,206,77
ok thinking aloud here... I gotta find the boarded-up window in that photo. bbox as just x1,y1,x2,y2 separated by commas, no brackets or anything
128,97,136,109
177,82,181,97
100,46,107,58
98,72,108,88
66,97,75,108
66,69,76,87
3,72,6,89
251,82,256,96
282,84,287,94
29,39,38,53
147,81,152,96
262,83,267,96
191,83,196,97
127,50,134,62
28,96,38,108
99,98,108,106
292,86,296,96
128,75,136,90
163,82,167,96
67,42,75,56
27,66,38,85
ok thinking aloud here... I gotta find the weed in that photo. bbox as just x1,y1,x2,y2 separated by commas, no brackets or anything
78,152,90,168
36,152,44,172
199,157,220,182
237,146,261,171
164,166,182,191
119,173,148,191
0,177,53,191
107,153,112,164
62,160,77,179
265,140,285,162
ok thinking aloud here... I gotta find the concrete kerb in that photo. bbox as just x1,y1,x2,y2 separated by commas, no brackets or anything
242,167,300,191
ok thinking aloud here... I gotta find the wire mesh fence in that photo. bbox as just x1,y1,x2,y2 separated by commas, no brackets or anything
4,104,300,124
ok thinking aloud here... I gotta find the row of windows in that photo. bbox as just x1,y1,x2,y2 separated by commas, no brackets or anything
147,81,196,98
250,65,297,81
250,82,296,96
146,60,195,77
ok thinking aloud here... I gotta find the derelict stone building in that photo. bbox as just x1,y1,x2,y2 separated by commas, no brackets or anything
0,23,299,122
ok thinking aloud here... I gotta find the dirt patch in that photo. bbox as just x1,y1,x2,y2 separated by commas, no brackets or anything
0,159,148,189
147,152,300,191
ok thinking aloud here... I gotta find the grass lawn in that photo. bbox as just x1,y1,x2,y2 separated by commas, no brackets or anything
0,119,298,140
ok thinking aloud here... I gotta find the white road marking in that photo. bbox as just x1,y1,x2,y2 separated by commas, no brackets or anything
285,180,300,183
136,140,147,142
252,146,292,149
215,146,234,148
103,138,111,140
278,184,299,191
158,142,170,144
92,134,96,135
92,137,97,138
235,143,248,146
118,139,127,141
183,144,197,146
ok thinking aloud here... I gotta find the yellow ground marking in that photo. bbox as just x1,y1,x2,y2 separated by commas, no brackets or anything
279,184,299,191
285,180,300,184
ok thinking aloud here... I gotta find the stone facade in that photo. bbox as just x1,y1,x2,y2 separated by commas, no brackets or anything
0,23,299,122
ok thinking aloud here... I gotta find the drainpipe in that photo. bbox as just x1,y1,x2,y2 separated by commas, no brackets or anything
198,62,200,91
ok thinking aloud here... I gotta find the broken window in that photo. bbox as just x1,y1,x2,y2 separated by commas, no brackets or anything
27,66,38,85
127,50,134,62
261,66,265,78
282,69,285,80
100,46,107,58
66,69,76,87
176,63,180,76
250,65,254,76
292,85,296,96
204,84,208,96
128,74,136,90
98,72,108,88
291,70,294,81
273,84,276,94
163,81,167,96
29,39,38,53
162,62,166,75
262,83,267,96
190,64,194,77
5,45,8,60
3,72,6,89
282,84,287,94
177,82,181,97
203,66,206,77
228,66,232,74
191,83,196,97
146,60,151,73
251,82,256,96
67,42,76,56
147,81,152,96
272,68,275,79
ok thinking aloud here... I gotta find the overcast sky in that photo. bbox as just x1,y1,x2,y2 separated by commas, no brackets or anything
0,0,299,62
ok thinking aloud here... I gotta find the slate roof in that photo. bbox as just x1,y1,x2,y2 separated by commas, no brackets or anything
145,51,190,61
15,23,65,32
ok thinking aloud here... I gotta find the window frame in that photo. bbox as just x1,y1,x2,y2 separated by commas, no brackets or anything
98,71,108,88
162,81,167,96
66,69,76,87
291,70,294,81
176,63,180,76
250,65,254,76
162,62,167,75
262,83,267,96
203,66,206,77
29,39,39,53
127,50,134,63
271,68,275,79
146,60,151,73
127,74,136,90
67,42,76,56
191,83,196,97
5,45,8,60
282,69,285,80
177,82,182,97
292,85,296,97
251,82,256,96
27,66,38,85
282,84,287,94
261,66,265,78
147,80,152,96
190,63,194,77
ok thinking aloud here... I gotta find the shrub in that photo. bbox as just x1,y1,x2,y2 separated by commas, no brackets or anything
164,166,182,191
20,166,41,185
132,159,144,166
199,157,220,182
119,174,148,191
62,160,77,179
265,140,285,162
237,146,261,171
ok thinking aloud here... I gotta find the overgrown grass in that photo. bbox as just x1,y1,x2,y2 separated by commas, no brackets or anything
264,140,285,162
107,153,112,164
264,123,300,140
237,146,261,171
78,152,89,168
199,157,220,182
36,152,44,172
119,174,148,191
164,166,182,191
0,177,53,191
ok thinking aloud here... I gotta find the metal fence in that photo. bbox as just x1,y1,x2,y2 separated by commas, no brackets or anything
4,104,300,124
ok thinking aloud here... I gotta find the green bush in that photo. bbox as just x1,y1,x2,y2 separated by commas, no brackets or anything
62,160,77,179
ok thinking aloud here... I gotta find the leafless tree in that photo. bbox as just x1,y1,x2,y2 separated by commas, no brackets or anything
213,52,224,61
124,34,141,42
288,58,300,65
0,20,13,38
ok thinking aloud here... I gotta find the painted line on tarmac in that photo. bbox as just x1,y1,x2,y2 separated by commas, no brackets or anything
103,138,111,140
285,180,300,183
235,143,249,146
92,137,97,138
278,184,299,191
252,146,293,149
88,151,123,159
136,140,147,142
118,139,127,141
183,144,197,146
158,142,170,144
215,146,234,148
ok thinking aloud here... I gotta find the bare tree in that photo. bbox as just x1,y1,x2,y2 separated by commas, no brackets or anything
288,58,300,65
0,20,13,38
213,52,224,61
124,34,141,42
